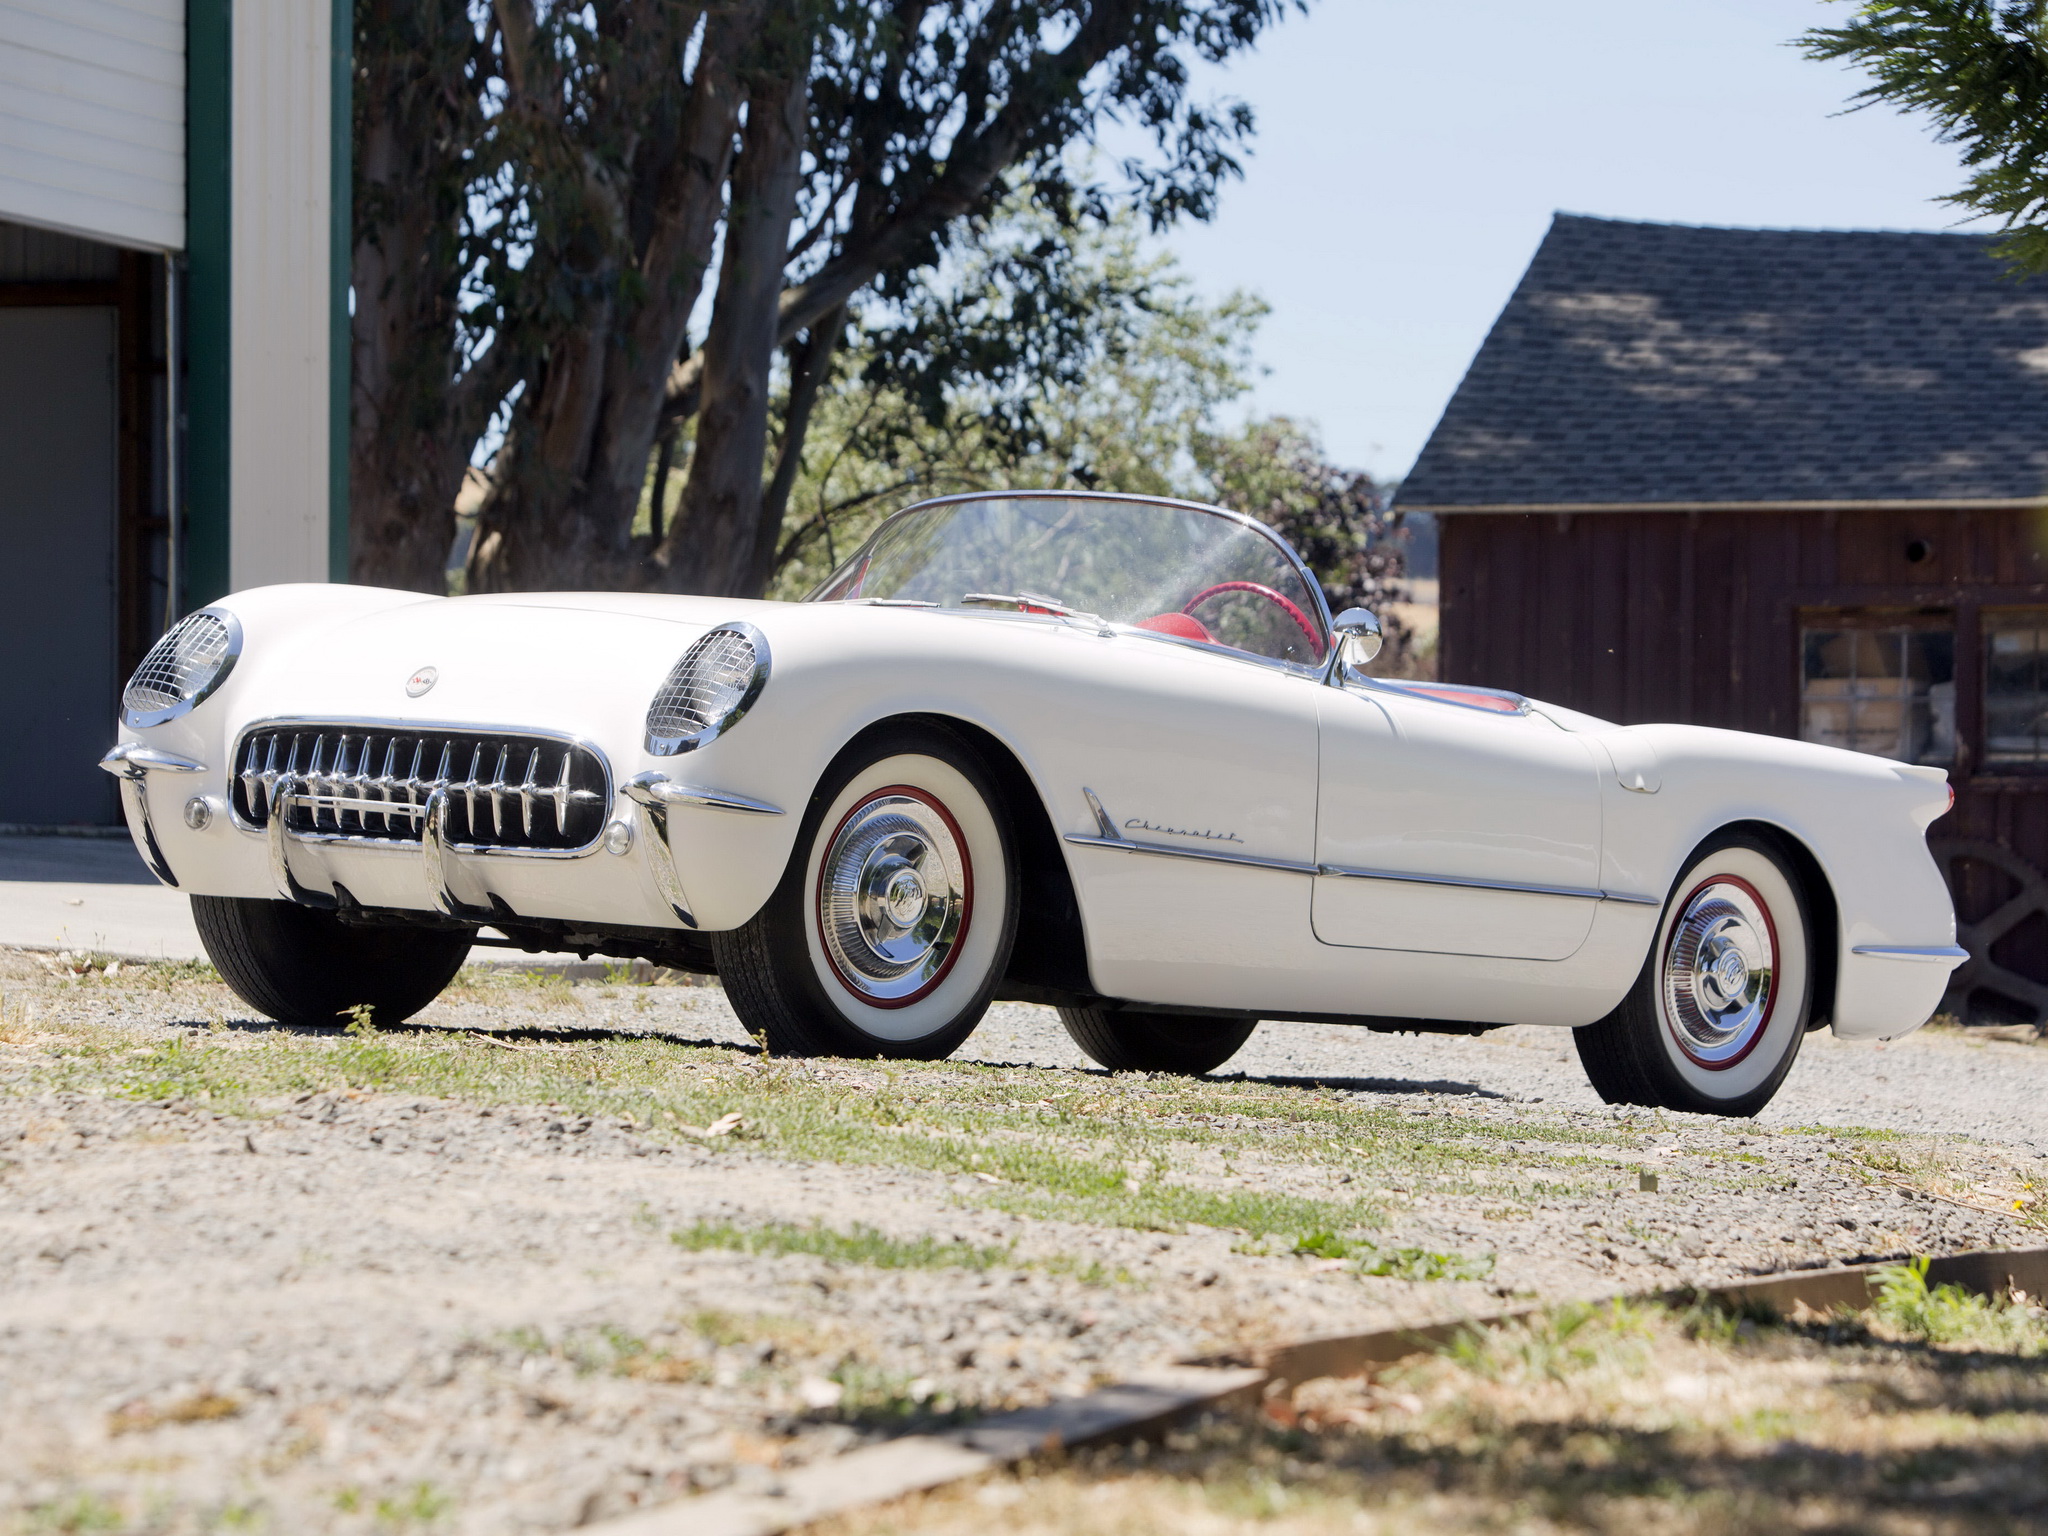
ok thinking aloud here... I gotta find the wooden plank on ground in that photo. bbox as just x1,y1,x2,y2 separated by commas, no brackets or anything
582,1366,1266,1536
583,1246,2048,1536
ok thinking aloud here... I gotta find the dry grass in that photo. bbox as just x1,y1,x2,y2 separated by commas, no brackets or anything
820,1291,2048,1536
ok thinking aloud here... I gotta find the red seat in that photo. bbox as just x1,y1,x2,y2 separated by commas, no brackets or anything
1135,612,1212,643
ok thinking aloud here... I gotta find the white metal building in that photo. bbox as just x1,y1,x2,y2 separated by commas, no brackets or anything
0,0,347,825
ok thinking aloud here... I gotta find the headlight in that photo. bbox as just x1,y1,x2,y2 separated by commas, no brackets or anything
121,608,243,728
645,621,770,755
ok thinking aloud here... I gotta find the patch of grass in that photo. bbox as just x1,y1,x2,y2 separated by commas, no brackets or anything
372,1482,451,1528
1437,1300,1650,1384
1291,1231,1493,1282
825,1361,969,1429
14,961,1975,1251
1871,1256,2048,1355
674,1218,1013,1271
21,1492,125,1534
816,1296,2048,1536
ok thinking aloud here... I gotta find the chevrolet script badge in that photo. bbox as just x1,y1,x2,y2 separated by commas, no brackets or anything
406,666,438,698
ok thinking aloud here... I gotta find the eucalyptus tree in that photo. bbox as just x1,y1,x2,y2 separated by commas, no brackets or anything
1804,2,2048,270
345,1,1304,596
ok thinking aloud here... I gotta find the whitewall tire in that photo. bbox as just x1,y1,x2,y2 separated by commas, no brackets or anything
715,722,1017,1059
1574,832,1812,1117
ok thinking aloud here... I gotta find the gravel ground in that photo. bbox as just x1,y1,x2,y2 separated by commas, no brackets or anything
2,954,2044,1534
967,1002,2048,1155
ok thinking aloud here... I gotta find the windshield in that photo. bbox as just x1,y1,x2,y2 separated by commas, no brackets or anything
805,493,1329,667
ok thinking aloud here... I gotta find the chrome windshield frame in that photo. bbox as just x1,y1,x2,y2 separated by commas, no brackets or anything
802,489,1337,662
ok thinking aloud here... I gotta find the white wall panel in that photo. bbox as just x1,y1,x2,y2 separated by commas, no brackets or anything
0,0,182,250
229,0,332,590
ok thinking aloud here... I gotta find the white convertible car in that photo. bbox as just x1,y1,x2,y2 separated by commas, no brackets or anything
105,491,1964,1116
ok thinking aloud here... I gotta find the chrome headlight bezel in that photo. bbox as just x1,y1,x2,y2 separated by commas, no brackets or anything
121,608,244,729
644,621,771,756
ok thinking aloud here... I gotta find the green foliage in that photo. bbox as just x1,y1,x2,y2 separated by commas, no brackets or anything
765,198,1413,661
767,201,1271,597
672,1218,1014,1271
21,1492,124,1535
1441,1300,1652,1383
1873,1254,2048,1352
1804,2,2048,272
1291,1230,1493,1280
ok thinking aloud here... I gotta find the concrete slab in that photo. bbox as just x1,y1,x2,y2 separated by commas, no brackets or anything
0,834,203,958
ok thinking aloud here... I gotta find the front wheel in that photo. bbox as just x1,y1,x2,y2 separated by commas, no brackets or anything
715,723,1018,1059
1574,832,1812,1117
192,896,472,1030
1059,1005,1257,1075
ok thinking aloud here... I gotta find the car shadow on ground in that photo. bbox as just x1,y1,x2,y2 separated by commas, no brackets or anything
189,1018,767,1053
1215,1070,1507,1100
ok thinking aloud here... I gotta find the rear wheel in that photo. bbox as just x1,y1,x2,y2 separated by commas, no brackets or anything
1059,1004,1256,1075
192,895,472,1030
1574,832,1812,1117
715,723,1017,1059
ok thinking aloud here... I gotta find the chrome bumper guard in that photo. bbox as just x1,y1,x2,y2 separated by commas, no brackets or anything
99,743,204,887
621,772,783,929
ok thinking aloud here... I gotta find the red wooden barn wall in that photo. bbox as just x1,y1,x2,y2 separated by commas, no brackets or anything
1439,506,2048,1018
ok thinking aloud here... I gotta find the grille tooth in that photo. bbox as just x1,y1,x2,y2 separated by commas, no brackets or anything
230,724,607,852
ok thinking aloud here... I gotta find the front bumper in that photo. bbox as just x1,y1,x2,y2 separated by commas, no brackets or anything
108,736,785,936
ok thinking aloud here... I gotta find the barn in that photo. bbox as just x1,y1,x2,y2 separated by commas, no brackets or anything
1397,213,2048,1023
0,2,347,828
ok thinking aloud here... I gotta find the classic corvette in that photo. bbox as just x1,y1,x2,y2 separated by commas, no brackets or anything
105,490,1965,1116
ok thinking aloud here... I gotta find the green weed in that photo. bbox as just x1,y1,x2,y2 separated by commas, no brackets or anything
1871,1256,2048,1355
22,1492,124,1534
1292,1230,1492,1281
673,1218,1013,1271
1441,1300,1650,1383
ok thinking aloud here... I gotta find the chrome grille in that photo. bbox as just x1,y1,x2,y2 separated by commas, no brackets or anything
230,724,608,852
647,627,758,745
124,613,233,716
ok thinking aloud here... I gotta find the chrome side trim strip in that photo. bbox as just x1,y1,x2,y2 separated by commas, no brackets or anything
1063,828,1658,905
1063,833,1322,877
632,778,785,816
100,744,205,775
1317,861,1659,906
622,773,699,928
1851,944,1970,964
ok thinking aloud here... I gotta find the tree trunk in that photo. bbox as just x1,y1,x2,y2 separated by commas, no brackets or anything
347,2,495,593
660,16,812,597
750,303,845,594
468,2,755,593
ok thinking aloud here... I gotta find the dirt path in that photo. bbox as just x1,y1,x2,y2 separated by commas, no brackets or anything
2,955,2043,1533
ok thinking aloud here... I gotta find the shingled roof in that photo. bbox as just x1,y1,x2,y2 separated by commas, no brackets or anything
1397,214,2048,511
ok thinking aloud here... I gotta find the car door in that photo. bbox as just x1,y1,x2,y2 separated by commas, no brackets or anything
1046,635,1323,1009
1313,681,1604,960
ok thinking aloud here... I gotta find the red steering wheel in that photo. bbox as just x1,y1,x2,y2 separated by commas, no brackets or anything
1182,582,1324,659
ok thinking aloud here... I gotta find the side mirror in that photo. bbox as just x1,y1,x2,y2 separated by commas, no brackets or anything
1331,607,1383,668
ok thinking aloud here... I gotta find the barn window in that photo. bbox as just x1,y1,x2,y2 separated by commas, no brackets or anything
1984,611,2048,767
1799,622,1954,765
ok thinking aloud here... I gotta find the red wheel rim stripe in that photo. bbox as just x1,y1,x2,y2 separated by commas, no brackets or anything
813,783,975,1011
1663,871,1779,1072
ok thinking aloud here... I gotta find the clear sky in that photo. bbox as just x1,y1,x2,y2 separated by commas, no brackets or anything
1164,0,1993,483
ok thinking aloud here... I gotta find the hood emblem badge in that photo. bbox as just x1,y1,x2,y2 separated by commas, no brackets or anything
406,666,439,698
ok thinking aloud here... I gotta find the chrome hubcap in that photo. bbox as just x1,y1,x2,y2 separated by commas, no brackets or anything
819,791,970,1003
1662,879,1775,1067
